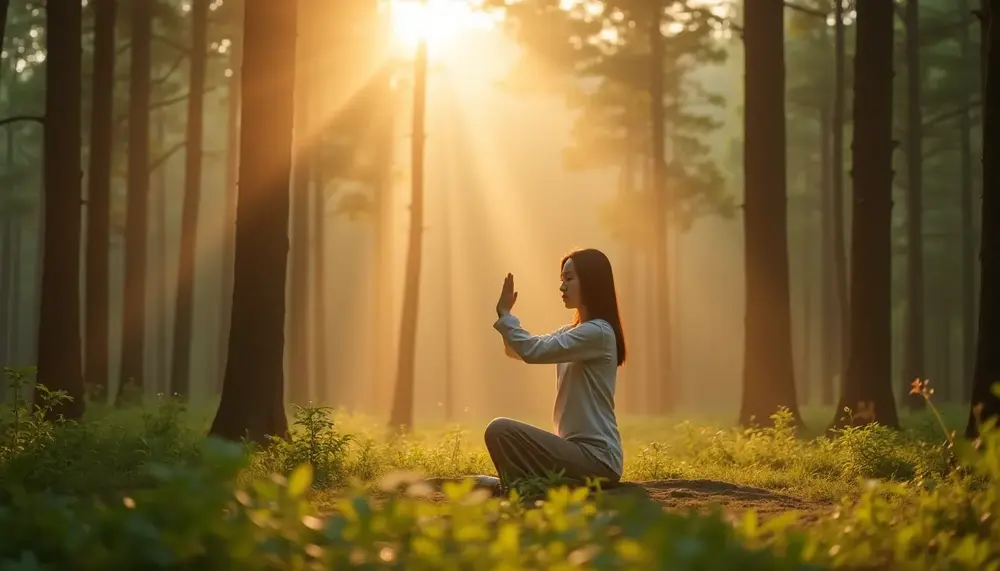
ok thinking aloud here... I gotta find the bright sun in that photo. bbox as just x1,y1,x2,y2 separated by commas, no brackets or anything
390,0,497,54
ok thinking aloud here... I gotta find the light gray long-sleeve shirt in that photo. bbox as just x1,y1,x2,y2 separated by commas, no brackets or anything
493,313,624,476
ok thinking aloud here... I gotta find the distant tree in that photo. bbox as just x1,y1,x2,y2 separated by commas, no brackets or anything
738,0,800,427
118,0,153,403
833,0,899,428
966,0,998,439
210,0,297,443
36,0,85,419
84,0,117,402
169,0,210,399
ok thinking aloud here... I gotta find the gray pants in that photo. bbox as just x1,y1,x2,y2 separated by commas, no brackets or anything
484,417,621,487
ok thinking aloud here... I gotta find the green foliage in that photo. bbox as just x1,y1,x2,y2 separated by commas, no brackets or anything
3,380,1000,568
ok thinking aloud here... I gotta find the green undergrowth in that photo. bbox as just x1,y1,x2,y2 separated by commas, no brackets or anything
2,367,999,569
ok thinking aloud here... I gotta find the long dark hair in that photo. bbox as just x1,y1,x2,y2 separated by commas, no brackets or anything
561,248,627,366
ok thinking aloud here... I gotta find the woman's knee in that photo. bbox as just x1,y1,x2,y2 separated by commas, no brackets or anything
484,417,518,445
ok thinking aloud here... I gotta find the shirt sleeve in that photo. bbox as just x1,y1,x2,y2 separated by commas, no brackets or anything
493,314,608,364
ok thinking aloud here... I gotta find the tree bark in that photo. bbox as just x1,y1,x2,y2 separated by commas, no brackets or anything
218,11,242,395
902,0,925,410
738,0,801,428
209,0,297,444
118,0,152,403
170,0,208,399
37,0,85,419
832,0,899,429
311,162,328,404
960,0,978,401
832,0,850,378
819,103,837,406
966,0,999,439
84,0,116,403
389,35,428,432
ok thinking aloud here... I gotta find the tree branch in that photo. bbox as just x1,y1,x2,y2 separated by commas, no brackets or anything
0,115,44,128
148,141,187,173
115,85,222,126
923,100,982,130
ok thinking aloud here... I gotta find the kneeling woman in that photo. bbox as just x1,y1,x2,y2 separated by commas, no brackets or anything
488,248,626,491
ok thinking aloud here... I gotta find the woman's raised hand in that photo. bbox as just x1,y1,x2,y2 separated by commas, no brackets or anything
496,273,518,317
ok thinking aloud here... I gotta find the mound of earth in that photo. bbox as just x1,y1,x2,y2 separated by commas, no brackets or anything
419,477,832,522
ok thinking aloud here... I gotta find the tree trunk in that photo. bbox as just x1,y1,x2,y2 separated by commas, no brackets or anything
218,15,242,395
832,0,899,429
8,219,21,367
0,0,9,53
648,0,673,414
209,0,297,444
311,162,328,404
960,0,978,402
84,0,115,403
153,116,170,394
389,35,428,432
738,0,800,428
966,0,999,439
37,0,85,419
170,0,208,400
118,0,152,403
832,0,850,377
287,21,312,406
902,0,925,410
819,103,837,406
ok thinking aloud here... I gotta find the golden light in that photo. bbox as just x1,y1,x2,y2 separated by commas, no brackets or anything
389,0,499,56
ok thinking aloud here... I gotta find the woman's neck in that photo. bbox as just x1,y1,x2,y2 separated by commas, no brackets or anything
577,308,590,323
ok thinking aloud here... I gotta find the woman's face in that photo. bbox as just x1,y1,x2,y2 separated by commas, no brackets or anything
560,258,582,309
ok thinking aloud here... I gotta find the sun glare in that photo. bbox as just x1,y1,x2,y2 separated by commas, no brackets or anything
389,0,498,55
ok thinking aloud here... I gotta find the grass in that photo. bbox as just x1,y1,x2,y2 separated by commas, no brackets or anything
2,367,999,569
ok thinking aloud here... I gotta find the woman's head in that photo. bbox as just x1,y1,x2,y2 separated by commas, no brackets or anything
559,248,627,366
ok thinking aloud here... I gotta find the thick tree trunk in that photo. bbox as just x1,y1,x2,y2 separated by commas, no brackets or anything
170,0,208,399
118,0,152,403
648,1,673,414
832,0,850,377
209,0,297,444
218,18,242,394
84,0,115,402
966,0,999,439
738,0,800,427
389,36,428,432
833,0,899,429
902,0,925,410
37,0,85,419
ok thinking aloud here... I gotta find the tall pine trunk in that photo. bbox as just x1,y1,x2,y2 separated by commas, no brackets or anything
118,0,152,403
648,1,673,414
902,0,925,409
833,0,899,429
218,14,242,394
210,0,297,444
389,35,428,432
960,0,978,401
171,0,208,399
738,0,800,427
832,0,850,376
84,0,115,402
966,0,999,438
37,0,85,419
819,103,837,406
152,116,170,392
371,63,396,416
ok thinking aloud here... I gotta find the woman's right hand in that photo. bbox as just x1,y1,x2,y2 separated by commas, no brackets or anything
496,273,518,317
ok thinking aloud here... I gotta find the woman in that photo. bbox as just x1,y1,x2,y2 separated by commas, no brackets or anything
486,248,627,491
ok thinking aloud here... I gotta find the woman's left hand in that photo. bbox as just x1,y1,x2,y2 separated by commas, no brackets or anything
496,273,518,317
